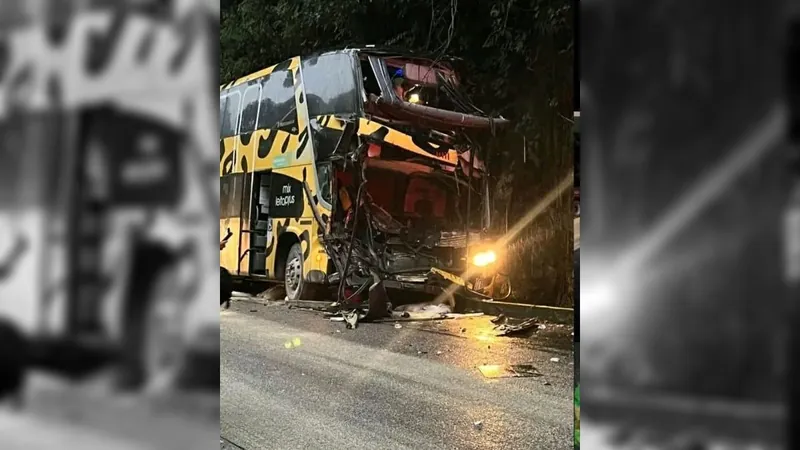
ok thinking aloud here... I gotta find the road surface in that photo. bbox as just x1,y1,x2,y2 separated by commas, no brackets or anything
221,298,574,450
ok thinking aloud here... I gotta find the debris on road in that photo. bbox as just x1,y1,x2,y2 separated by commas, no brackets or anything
495,318,539,337
550,357,560,363
473,420,484,430
394,323,403,329
342,310,361,329
478,364,543,378
394,302,453,314
447,312,484,319
491,314,506,324
386,309,484,322
256,285,286,301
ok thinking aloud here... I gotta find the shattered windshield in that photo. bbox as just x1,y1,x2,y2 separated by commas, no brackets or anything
360,55,484,116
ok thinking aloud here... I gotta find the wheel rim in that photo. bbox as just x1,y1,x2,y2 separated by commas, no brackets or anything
285,256,302,298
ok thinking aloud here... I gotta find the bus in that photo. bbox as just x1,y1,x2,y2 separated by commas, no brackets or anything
220,48,513,315
0,4,218,395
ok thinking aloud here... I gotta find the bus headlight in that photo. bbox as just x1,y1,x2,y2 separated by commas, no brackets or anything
471,250,497,267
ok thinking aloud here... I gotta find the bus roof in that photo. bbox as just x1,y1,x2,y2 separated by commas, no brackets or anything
220,47,462,91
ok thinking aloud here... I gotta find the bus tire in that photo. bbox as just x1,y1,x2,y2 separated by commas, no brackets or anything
284,243,316,301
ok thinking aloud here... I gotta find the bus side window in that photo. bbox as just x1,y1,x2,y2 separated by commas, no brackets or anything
258,69,296,132
221,92,241,138
219,96,226,136
316,163,333,205
239,85,261,134
220,175,234,218
301,53,360,117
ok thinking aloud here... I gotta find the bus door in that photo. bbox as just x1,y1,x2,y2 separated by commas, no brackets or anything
231,83,264,276
244,171,272,276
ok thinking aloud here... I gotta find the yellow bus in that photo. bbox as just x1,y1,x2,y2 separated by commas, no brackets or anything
220,48,511,314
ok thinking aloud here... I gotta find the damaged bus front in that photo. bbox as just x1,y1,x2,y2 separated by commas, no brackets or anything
219,48,510,317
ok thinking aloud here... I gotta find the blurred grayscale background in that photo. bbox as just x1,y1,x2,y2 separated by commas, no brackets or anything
0,1,220,448
580,0,798,448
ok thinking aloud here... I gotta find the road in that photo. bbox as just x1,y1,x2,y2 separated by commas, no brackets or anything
220,298,575,450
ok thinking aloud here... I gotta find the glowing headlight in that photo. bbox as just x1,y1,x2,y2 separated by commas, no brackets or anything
408,93,421,104
472,250,497,267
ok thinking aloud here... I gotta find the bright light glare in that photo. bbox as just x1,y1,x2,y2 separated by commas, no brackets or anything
472,250,497,267
408,93,421,104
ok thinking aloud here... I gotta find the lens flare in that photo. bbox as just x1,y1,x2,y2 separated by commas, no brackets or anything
472,250,497,267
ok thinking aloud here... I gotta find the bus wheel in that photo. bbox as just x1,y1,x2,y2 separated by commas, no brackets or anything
285,243,313,301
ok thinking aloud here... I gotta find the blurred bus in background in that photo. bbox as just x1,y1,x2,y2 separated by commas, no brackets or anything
0,0,219,398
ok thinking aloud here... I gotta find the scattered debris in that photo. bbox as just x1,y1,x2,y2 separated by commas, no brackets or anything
445,312,484,319
550,357,560,363
495,318,539,337
394,323,403,329
394,302,453,314
417,350,428,355
436,350,443,355
478,364,542,378
249,309,257,313
385,310,484,322
342,310,361,329
256,285,286,301
544,381,552,386
473,421,483,431
491,314,506,324
461,328,467,333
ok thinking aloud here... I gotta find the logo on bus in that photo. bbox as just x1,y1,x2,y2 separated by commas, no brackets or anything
275,184,296,207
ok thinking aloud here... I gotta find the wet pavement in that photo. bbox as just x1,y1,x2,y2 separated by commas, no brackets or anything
221,298,574,450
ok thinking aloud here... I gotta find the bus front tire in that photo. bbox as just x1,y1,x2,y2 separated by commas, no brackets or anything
284,243,320,301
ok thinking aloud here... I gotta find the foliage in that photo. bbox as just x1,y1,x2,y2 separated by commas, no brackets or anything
221,0,573,306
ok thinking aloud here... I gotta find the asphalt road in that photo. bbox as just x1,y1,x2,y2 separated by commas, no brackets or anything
220,299,575,450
